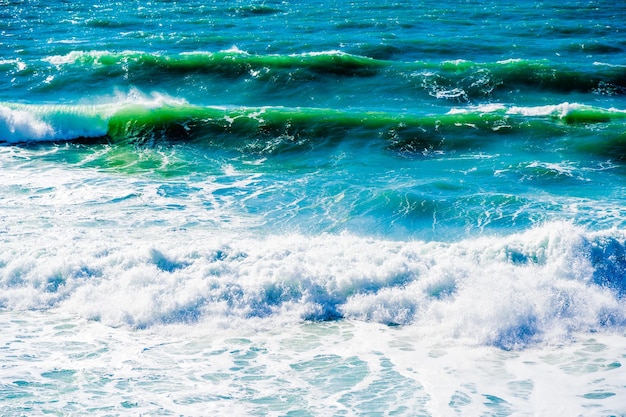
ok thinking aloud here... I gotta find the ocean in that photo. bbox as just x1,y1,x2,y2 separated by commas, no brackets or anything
1,0,626,415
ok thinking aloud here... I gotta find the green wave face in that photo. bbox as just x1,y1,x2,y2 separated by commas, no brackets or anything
2,101,625,163
6,52,625,107
100,103,626,161
44,50,389,77
4,100,619,240
43,51,626,89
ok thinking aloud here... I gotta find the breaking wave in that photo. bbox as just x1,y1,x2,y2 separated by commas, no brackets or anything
1,222,625,349
2,98,625,159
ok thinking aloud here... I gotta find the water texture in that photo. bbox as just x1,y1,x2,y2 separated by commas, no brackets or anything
1,0,626,415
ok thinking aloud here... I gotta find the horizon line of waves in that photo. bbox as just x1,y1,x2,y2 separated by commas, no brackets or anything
30,51,626,97
2,223,625,349
2,101,625,157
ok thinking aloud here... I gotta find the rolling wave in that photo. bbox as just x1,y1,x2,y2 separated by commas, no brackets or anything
1,99,625,158
42,49,386,77
6,50,626,101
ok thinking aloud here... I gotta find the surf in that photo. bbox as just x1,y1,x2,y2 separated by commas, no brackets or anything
1,219,625,349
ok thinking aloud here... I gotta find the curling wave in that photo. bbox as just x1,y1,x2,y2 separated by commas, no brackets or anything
1,99,625,159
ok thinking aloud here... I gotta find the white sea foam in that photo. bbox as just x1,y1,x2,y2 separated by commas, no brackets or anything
0,103,111,142
290,50,347,57
44,50,98,65
0,58,27,71
441,59,471,65
2,129,625,417
119,88,189,108
0,105,55,142
593,61,626,68
446,103,506,115
2,144,626,344
1,186,624,349
43,50,144,65
506,102,581,117
496,58,524,64
447,102,626,120
222,45,249,54
2,311,624,416
0,91,190,142
1,158,623,416
505,102,625,118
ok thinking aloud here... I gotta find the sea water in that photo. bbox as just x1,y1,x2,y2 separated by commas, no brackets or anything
1,0,626,415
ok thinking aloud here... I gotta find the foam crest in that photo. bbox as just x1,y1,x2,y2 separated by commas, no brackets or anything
0,103,113,143
119,89,189,109
448,102,626,123
43,50,144,66
0,105,55,142
507,102,588,117
11,51,626,108
1,221,624,348
341,224,625,347
0,91,190,143
446,103,506,115
39,48,386,78
0,58,27,72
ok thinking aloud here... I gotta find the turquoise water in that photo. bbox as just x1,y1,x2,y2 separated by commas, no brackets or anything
1,0,626,415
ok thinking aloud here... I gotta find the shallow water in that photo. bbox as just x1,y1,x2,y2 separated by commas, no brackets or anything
2,311,625,416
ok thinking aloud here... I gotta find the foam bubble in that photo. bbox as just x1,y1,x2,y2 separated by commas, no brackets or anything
291,50,346,57
506,103,575,117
